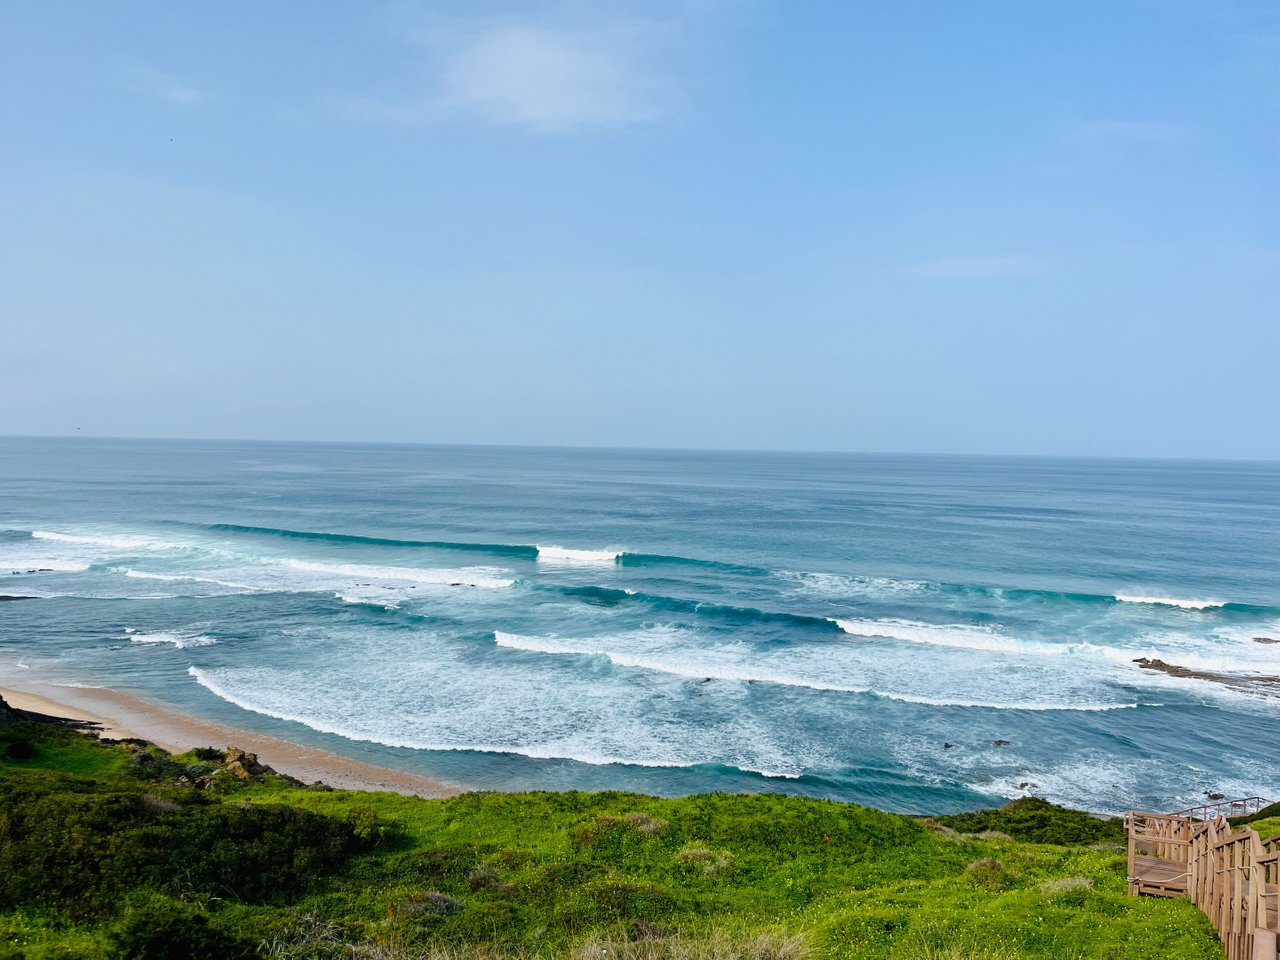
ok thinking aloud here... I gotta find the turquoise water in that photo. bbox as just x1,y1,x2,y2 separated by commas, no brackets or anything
2,437,1277,814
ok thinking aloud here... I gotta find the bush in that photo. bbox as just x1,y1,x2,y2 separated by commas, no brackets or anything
106,899,255,960
933,797,1124,845
965,858,1014,892
3,740,34,761
0,770,373,915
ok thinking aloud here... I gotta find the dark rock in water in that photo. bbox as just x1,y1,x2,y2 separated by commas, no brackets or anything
943,742,955,749
1254,636,1278,644
1205,792,1225,801
1134,657,1280,694
0,595,36,601
993,739,1011,747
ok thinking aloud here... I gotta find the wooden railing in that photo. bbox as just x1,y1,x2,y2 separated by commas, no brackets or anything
1127,801,1279,960
1178,797,1272,822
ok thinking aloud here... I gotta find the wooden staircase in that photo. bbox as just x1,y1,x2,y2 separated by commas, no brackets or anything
1127,798,1279,960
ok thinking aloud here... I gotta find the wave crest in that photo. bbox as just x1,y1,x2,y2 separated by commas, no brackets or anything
1115,595,1226,611
536,546,622,564
32,530,162,550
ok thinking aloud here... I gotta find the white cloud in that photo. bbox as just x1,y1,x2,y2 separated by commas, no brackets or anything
338,13,683,134
130,70,213,107
905,256,1047,279
440,24,667,133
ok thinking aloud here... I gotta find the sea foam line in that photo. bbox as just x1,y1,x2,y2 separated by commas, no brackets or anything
491,632,1141,712
832,617,1280,678
536,545,622,564
118,569,253,591
186,666,795,774
282,558,514,589
32,530,163,550
3,560,90,573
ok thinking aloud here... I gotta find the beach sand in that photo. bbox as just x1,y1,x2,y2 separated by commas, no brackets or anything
0,682,461,798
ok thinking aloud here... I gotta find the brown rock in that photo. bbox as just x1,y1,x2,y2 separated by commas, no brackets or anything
225,760,254,781
225,746,264,775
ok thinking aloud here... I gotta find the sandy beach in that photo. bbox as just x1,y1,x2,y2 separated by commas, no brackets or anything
0,681,461,798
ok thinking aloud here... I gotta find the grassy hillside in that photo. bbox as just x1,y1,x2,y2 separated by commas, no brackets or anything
0,718,1221,960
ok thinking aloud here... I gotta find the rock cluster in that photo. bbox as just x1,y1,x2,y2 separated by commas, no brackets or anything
224,746,266,781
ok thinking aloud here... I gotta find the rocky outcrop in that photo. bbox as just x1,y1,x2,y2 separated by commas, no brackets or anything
1134,657,1280,696
224,746,266,781
0,693,18,722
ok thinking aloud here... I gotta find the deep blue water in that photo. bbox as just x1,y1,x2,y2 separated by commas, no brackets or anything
2,437,1278,814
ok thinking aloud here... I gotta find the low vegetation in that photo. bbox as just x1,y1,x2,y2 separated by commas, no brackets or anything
0,716,1221,959
1229,802,1280,840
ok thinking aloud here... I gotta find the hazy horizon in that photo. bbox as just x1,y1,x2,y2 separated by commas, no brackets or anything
5,432,1280,465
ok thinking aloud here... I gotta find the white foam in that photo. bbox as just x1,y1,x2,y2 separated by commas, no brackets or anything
282,558,514,589
187,665,725,772
128,631,217,649
119,569,252,591
830,616,1280,688
1116,595,1226,611
780,571,929,599
3,560,90,573
491,631,1141,712
32,530,160,550
830,617,1089,658
536,545,622,564
335,591,401,611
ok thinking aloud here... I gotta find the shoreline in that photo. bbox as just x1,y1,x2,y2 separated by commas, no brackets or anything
0,681,462,798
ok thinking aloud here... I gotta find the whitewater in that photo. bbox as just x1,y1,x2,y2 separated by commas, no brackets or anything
1,438,1278,814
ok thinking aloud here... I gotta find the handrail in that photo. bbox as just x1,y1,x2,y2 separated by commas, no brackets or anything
1175,796,1271,822
1128,801,1279,960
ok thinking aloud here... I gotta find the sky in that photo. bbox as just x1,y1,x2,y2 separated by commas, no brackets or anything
1,1,1277,458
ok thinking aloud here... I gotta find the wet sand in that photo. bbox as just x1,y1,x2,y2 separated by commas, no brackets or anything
0,682,462,797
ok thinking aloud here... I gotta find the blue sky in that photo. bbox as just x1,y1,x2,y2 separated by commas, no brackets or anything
2,1,1277,457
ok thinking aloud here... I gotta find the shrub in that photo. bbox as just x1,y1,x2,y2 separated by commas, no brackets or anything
933,797,1123,845
106,899,255,960
4,740,34,762
965,858,1013,891
0,770,372,915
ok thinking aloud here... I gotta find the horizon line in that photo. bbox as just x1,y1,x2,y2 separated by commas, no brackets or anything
1,432,1276,466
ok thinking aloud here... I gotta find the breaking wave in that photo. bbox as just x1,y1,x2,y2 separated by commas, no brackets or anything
282,559,514,589
32,530,165,550
126,630,217,649
535,545,622,564
490,631,1143,712
1115,595,1227,611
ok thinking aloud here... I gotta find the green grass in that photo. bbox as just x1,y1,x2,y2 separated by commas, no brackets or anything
0,722,129,779
0,724,1223,960
1245,817,1280,839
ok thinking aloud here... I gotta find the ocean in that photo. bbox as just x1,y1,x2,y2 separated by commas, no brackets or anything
1,437,1277,815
